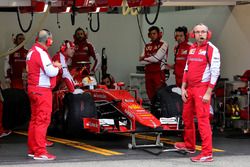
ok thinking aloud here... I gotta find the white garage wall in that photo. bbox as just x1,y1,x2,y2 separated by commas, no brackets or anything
0,5,250,85
0,13,141,85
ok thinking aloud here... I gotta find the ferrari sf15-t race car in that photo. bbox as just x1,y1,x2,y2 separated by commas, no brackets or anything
52,79,181,136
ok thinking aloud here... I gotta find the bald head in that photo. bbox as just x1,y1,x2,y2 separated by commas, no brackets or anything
37,29,52,44
193,23,208,32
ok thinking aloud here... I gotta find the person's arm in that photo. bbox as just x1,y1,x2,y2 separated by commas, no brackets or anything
143,42,168,63
88,43,98,73
181,60,189,102
139,50,150,65
203,46,221,103
60,54,75,92
40,52,60,77
208,47,221,89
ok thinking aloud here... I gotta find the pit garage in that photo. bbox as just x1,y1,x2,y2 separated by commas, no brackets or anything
0,0,250,166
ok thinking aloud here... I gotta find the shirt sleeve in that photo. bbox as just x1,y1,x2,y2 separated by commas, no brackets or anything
182,60,189,83
209,47,221,88
40,51,59,77
144,41,168,63
139,50,150,65
88,44,98,72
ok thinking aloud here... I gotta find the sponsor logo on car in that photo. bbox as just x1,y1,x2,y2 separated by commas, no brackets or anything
129,104,141,110
93,93,107,99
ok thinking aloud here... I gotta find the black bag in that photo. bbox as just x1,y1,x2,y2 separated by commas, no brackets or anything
156,85,183,118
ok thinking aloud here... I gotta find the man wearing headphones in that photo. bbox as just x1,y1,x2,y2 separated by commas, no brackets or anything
52,40,76,93
72,27,100,74
167,26,192,87
174,24,220,162
26,29,62,160
4,33,28,89
139,26,168,109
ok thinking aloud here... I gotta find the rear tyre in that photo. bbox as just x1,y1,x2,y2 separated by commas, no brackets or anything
2,88,30,129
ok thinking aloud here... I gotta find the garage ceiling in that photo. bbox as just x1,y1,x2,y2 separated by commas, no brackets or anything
0,0,250,7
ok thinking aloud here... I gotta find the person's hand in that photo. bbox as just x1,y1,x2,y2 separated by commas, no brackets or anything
202,91,211,103
181,88,188,103
53,61,62,69
139,56,145,61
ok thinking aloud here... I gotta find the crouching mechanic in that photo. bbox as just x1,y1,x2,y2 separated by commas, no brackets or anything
174,23,221,162
52,40,76,93
26,29,62,160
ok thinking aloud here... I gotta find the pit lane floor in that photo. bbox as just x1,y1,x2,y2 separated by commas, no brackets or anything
0,129,250,167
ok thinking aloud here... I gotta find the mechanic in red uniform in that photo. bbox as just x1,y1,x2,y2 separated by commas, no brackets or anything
52,40,76,93
26,29,62,160
4,33,28,89
139,26,168,104
174,24,221,162
72,27,100,73
167,26,192,87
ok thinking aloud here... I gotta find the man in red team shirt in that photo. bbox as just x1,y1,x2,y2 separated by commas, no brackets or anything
4,33,28,89
174,24,220,162
52,40,76,93
139,26,168,109
72,27,100,74
26,29,61,160
167,26,192,87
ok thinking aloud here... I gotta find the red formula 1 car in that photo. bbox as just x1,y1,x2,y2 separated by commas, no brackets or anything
51,65,181,149
52,80,179,135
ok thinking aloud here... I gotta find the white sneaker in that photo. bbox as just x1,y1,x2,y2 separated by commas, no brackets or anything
0,130,12,138
34,153,56,160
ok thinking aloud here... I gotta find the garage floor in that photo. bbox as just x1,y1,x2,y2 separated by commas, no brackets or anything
0,128,250,166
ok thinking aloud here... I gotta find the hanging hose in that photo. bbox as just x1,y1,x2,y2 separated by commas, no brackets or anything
88,13,100,32
0,3,51,58
16,8,34,33
144,0,161,25
71,0,76,26
57,13,61,29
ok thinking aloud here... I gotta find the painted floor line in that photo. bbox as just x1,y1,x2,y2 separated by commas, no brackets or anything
14,131,123,156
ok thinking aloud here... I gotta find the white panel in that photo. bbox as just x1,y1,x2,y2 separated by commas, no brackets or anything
162,0,240,6
0,0,31,7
